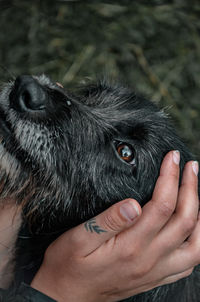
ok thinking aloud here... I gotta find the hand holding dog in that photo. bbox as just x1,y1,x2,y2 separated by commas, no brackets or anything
31,151,199,302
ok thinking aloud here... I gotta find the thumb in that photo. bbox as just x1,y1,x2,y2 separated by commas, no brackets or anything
57,199,141,257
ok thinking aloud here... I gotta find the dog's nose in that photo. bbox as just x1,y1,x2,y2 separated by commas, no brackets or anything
10,75,47,112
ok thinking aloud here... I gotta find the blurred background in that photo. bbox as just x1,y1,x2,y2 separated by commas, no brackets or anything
0,0,199,158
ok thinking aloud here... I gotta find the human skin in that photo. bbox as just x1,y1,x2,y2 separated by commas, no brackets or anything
30,150,199,302
0,202,21,288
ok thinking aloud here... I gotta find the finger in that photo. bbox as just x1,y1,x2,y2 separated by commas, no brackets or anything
119,151,180,248
113,267,194,301
176,160,199,215
187,211,200,245
152,161,199,253
156,268,194,287
49,199,142,257
158,216,200,278
141,150,180,237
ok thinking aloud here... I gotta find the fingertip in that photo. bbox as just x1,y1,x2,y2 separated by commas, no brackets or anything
161,150,180,172
192,161,199,176
152,151,180,202
173,150,180,165
127,199,142,216
181,161,199,186
119,199,142,223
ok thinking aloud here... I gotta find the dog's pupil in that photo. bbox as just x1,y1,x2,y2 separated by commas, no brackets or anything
121,145,131,158
118,144,133,162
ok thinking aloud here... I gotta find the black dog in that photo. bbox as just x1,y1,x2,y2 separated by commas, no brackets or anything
0,75,199,301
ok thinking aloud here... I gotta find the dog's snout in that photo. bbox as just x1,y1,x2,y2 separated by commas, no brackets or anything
10,75,47,112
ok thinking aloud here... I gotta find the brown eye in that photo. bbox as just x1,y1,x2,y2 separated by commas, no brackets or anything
116,143,135,164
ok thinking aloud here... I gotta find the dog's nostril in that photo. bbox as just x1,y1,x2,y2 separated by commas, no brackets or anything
10,75,47,112
20,91,32,109
19,88,46,111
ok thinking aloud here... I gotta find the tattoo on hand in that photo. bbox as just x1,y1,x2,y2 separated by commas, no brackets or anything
84,218,107,234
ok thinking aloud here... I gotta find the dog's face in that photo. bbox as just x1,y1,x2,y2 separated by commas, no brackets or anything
0,75,197,234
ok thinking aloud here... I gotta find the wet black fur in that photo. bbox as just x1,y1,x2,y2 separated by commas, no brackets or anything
0,75,199,301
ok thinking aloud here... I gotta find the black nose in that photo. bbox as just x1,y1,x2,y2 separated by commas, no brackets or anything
10,75,47,112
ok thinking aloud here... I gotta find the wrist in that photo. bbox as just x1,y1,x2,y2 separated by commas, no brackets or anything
18,282,57,301
31,264,101,302
31,266,61,301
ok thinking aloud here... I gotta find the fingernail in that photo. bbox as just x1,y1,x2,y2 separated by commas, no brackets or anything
192,161,199,176
173,150,180,165
120,201,140,222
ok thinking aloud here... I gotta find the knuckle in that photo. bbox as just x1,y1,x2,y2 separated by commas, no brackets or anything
131,263,153,280
103,212,123,232
117,241,142,262
181,182,197,193
185,243,200,266
191,245,200,266
123,245,140,261
120,248,134,262
181,217,196,235
156,201,174,218
170,171,179,181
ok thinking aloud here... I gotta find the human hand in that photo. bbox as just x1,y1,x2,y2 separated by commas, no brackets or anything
31,151,199,302
0,202,21,288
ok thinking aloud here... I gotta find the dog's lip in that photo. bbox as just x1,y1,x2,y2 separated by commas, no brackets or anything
0,109,12,137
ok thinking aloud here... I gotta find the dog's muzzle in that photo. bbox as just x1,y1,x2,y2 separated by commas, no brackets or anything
9,75,47,113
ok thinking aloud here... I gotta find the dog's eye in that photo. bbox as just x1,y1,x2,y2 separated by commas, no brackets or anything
116,143,135,164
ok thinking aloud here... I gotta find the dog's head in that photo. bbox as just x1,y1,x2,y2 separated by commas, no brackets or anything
0,75,198,234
